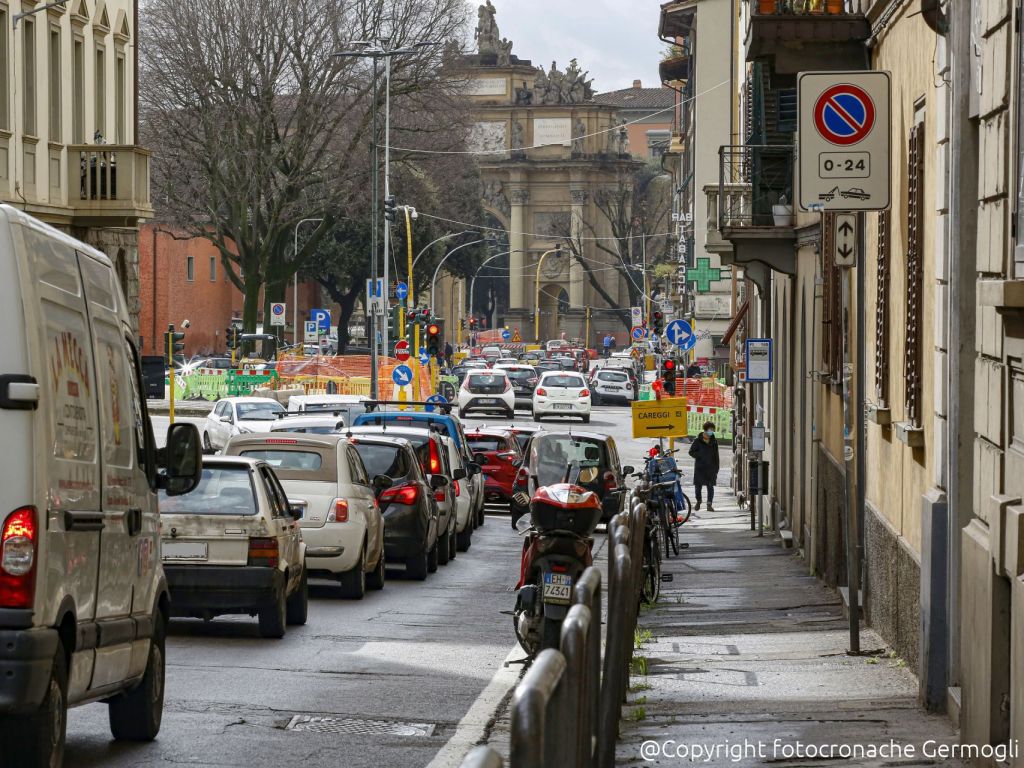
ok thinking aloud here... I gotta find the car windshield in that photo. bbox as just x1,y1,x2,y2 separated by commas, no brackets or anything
527,435,604,489
158,466,256,515
467,435,506,453
236,402,286,420
543,375,585,388
353,443,410,479
239,450,323,470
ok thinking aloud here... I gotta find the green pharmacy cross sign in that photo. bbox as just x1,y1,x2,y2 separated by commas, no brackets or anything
686,257,724,293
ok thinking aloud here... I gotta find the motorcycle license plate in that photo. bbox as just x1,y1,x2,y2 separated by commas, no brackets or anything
543,572,573,604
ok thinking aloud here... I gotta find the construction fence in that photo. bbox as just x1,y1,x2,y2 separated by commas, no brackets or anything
637,377,735,442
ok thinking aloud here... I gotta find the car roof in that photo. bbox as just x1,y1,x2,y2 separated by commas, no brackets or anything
224,396,281,405
203,455,261,468
348,434,413,448
227,433,349,448
539,369,584,377
465,427,515,437
290,394,368,404
536,430,611,443
271,415,344,427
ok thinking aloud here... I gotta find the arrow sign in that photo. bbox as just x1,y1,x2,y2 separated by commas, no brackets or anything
395,282,409,300
392,364,413,386
501,329,511,341
833,213,857,267
665,319,696,352
425,393,447,413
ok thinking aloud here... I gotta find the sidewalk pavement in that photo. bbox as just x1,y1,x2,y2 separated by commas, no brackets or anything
616,487,967,767
147,398,214,417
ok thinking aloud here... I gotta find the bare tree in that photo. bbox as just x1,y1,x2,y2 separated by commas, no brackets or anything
140,0,472,334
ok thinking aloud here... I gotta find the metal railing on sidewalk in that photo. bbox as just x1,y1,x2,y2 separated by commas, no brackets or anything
458,494,648,768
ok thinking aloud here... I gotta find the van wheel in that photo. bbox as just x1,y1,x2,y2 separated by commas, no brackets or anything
258,586,287,638
456,525,472,552
110,613,165,741
286,570,308,625
339,549,366,599
367,551,386,590
438,521,452,565
0,640,68,767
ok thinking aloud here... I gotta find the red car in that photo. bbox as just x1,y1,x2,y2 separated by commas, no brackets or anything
465,428,525,507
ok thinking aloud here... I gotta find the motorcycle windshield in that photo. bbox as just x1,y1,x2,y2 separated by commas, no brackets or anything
527,434,602,493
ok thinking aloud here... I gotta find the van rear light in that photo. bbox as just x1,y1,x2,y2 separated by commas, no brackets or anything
380,484,419,506
0,507,37,609
429,439,442,474
328,499,349,523
247,537,279,567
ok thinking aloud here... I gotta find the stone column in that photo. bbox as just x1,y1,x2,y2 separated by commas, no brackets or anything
509,189,529,309
570,188,588,308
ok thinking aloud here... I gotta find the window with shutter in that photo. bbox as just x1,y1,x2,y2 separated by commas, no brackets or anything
875,210,891,405
904,122,925,427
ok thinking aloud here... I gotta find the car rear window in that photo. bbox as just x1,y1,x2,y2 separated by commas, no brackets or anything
236,402,286,419
543,374,585,388
468,373,505,386
239,450,323,470
467,435,505,453
598,371,628,382
159,467,256,515
353,443,411,479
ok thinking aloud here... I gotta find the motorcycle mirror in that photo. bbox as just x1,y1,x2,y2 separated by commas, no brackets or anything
515,515,533,534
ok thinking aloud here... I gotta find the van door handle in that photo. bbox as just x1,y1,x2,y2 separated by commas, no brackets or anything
126,508,143,536
63,510,105,532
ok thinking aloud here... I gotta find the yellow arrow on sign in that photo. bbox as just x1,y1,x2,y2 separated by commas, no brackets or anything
631,397,689,439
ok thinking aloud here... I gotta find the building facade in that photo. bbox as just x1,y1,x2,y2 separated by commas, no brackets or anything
0,0,150,329
593,81,675,160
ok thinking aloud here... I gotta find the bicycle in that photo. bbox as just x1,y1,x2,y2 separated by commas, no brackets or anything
643,447,692,558
631,473,663,604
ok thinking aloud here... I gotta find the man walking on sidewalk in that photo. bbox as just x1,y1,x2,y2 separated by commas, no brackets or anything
688,421,719,511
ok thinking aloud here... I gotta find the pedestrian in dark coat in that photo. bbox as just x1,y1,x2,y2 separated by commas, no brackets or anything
688,421,720,511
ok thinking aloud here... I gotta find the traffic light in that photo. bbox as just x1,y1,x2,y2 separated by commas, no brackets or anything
383,195,397,222
426,321,441,357
165,324,185,364
661,357,676,395
651,311,664,335
390,304,402,338
225,326,240,350
468,316,477,329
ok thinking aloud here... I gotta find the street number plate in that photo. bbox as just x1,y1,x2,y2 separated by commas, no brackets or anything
162,541,208,561
543,572,573,604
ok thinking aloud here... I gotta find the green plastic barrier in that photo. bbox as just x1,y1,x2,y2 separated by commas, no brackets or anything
687,408,733,442
226,369,279,397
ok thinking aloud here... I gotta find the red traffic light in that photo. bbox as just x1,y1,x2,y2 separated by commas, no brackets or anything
653,311,663,319
664,359,675,370
427,324,440,336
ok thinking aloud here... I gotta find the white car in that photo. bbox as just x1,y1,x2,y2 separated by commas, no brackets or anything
287,393,370,415
203,397,287,451
439,434,475,551
533,371,592,423
159,456,308,637
225,434,386,599
459,370,516,417
591,368,635,405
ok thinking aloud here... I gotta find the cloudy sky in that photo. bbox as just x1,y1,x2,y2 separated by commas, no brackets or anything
470,0,665,93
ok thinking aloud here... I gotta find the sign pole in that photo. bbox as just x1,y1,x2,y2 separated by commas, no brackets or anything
839,251,861,655
167,329,175,425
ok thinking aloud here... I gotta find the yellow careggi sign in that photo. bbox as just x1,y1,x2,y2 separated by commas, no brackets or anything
631,396,689,438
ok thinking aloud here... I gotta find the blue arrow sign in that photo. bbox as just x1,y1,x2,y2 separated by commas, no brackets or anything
665,319,696,351
501,329,511,341
392,364,413,386
425,393,447,413
419,353,430,365
310,308,331,333
395,282,409,300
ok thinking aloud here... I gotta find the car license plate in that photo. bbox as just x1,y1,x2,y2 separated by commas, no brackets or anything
554,403,572,409
543,572,573,604
478,398,498,405
162,541,208,561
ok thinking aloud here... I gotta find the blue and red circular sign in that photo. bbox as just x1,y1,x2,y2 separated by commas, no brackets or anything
814,84,875,146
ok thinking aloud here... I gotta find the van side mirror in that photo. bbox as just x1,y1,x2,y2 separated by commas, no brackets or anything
453,468,467,480
430,475,449,490
467,463,482,476
159,423,202,496
372,475,394,494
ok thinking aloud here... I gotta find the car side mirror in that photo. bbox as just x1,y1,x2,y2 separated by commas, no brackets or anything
453,468,467,480
372,474,394,494
467,462,482,476
159,423,202,496
622,465,634,475
288,503,304,520
430,474,449,490
473,453,488,466
220,415,233,424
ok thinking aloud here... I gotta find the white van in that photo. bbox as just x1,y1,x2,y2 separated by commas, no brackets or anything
0,206,201,765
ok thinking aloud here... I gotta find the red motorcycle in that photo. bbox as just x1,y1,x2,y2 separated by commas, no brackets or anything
513,441,603,655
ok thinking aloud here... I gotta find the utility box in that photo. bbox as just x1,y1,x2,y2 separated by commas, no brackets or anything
141,356,166,399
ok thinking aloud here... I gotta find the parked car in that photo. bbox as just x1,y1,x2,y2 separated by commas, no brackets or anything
436,434,476,551
506,424,546,455
533,371,592,423
203,397,287,451
348,434,444,579
224,434,386,598
270,414,347,434
159,456,308,635
498,365,539,410
465,428,525,508
347,426,456,574
0,205,203,765
352,409,486,526
458,370,516,418
521,431,633,522
591,368,635,405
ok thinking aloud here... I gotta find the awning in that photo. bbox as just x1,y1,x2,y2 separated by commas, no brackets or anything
721,298,750,345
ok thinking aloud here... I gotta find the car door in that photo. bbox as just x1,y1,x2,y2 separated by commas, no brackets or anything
209,401,228,448
258,465,302,590
346,446,382,565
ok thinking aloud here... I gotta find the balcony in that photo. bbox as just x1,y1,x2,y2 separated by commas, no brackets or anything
67,145,153,224
659,54,690,85
713,145,797,278
746,0,870,68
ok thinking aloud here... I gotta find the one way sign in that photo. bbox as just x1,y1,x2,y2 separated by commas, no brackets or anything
833,214,857,267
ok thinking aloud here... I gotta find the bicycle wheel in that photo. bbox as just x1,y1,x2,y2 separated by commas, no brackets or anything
666,498,680,557
642,533,661,604
677,492,692,525
660,500,675,559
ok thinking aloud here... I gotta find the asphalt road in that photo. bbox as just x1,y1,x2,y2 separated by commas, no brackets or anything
67,405,663,767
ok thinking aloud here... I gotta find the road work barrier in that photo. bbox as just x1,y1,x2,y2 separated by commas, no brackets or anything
462,498,646,768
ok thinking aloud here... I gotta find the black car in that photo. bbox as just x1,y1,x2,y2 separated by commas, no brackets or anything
349,434,441,580
501,365,539,410
534,360,562,375
521,431,634,522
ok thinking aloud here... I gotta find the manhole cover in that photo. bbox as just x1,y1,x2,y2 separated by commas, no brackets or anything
284,715,435,738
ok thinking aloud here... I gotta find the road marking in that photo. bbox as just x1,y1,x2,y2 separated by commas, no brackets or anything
424,643,523,768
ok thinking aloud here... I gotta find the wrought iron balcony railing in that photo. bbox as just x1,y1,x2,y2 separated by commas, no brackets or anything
717,145,794,229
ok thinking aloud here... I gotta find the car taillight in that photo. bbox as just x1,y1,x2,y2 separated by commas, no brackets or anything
328,499,349,523
0,507,37,609
381,484,419,506
579,389,590,398
434,488,446,502
515,468,528,488
453,480,461,497
603,470,617,492
503,379,512,392
536,387,547,396
429,440,442,474
247,537,279,567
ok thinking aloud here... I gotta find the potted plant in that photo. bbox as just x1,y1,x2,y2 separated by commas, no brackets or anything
772,194,794,226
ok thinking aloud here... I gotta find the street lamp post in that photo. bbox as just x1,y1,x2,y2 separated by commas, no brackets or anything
534,244,562,342
430,240,487,317
413,230,478,269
